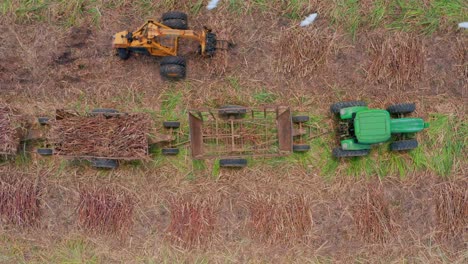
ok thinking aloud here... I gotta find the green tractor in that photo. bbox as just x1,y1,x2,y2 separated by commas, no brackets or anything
330,101,429,157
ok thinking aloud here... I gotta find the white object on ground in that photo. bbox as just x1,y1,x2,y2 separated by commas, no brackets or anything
300,13,318,27
458,22,468,29
207,0,220,10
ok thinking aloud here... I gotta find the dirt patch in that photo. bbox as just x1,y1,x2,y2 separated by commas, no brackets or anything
352,185,395,242
0,168,42,227
367,31,425,87
166,195,220,248
77,186,135,235
434,181,467,240
275,27,340,78
48,113,152,158
246,193,313,245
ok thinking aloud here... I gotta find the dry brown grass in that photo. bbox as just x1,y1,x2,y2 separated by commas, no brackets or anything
0,105,21,156
166,196,220,248
435,181,467,239
353,186,394,243
0,170,42,227
246,193,313,245
454,36,467,86
367,32,425,86
275,27,339,78
49,113,152,158
76,186,134,235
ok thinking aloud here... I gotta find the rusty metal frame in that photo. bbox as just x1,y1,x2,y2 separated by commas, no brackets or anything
189,106,293,159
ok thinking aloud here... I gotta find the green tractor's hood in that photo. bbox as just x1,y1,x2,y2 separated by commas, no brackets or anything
390,118,428,133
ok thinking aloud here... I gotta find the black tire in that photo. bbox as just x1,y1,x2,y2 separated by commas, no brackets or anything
160,56,186,67
387,103,416,115
38,117,49,125
37,148,53,156
162,148,179,155
330,101,367,114
292,116,309,123
332,147,370,157
218,105,247,118
160,64,186,80
91,159,119,169
203,32,217,57
162,19,188,30
390,139,418,151
293,144,310,152
163,121,180,129
219,158,247,168
161,11,188,21
117,48,130,60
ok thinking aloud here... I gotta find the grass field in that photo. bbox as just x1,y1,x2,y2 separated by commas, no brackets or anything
0,0,467,263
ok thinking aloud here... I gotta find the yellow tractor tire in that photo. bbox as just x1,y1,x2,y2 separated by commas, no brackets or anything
161,11,188,29
160,64,186,80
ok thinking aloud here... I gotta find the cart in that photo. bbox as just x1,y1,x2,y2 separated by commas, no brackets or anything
188,105,310,168
36,109,179,169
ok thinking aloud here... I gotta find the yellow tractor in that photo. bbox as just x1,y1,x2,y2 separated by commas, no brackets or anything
112,11,217,80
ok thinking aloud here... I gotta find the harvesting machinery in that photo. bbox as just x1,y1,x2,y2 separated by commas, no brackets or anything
330,101,429,157
189,105,310,168
112,11,221,80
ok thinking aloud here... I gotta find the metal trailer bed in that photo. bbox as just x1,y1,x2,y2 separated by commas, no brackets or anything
36,109,179,169
189,106,294,160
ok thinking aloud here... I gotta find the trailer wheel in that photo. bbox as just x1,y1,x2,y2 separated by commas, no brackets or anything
37,148,53,156
160,56,186,67
91,159,119,169
163,121,180,129
332,147,370,157
390,139,418,151
293,144,310,152
292,116,309,123
220,158,247,168
38,117,49,125
162,148,179,155
160,64,186,80
330,101,367,114
117,48,130,60
387,103,416,115
218,105,247,119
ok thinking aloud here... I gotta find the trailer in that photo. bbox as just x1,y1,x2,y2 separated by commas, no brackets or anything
36,109,179,169
188,105,310,168
0,105,27,158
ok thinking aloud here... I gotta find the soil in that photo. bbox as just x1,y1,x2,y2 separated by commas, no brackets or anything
0,5,467,263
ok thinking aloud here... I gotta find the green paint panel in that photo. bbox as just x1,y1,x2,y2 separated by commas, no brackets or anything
340,138,372,150
390,118,426,133
340,106,368,119
354,110,391,144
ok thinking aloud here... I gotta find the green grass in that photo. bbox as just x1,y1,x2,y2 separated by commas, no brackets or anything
331,0,361,39
159,89,184,121
253,89,277,104
387,0,467,34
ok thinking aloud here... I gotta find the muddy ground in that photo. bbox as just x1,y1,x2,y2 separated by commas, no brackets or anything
0,3,467,263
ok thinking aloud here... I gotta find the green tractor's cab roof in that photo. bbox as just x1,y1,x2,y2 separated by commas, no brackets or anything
354,110,391,144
